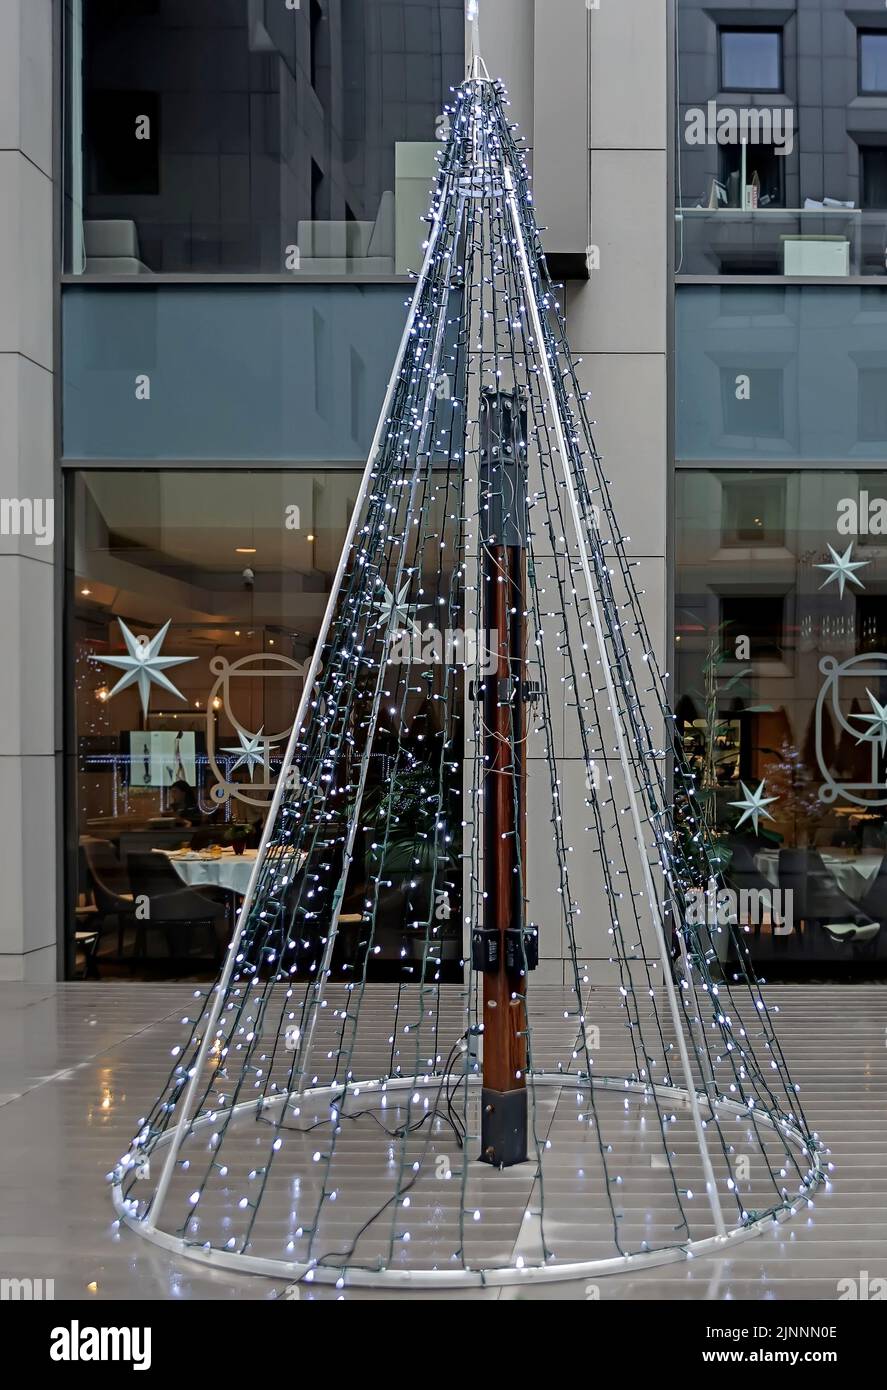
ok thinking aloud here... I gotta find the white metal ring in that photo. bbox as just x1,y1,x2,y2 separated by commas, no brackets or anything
112,1072,823,1290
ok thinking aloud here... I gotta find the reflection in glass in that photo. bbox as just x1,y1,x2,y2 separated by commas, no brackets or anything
676,6,887,275
676,469,887,971
719,29,782,92
64,0,464,276
68,469,461,981
860,32,887,96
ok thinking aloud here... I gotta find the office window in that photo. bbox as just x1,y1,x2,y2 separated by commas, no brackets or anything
86,91,160,197
719,141,785,209
859,31,887,95
721,475,786,546
858,368,887,442
676,468,887,969
720,367,785,440
68,469,462,982
65,0,464,275
720,29,782,93
721,595,785,662
861,148,887,209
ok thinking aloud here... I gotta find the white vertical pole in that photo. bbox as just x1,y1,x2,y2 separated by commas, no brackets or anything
466,1,482,79
503,168,728,1239
144,188,452,1235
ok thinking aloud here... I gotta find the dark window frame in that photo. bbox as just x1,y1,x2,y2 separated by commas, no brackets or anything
718,26,784,94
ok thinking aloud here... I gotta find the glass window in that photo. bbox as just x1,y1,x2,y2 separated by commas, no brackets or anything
719,29,782,92
63,0,464,277
718,141,785,211
720,367,785,439
721,475,786,545
676,468,887,970
859,31,887,95
61,284,410,460
675,6,887,277
677,286,887,461
861,148,887,210
859,367,887,442
67,469,462,982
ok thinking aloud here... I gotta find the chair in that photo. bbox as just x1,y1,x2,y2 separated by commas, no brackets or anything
75,905,101,980
83,219,152,274
126,854,227,963
82,836,137,958
726,839,786,939
855,854,887,927
296,191,395,274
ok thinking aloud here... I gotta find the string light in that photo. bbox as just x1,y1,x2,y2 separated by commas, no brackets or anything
113,72,824,1291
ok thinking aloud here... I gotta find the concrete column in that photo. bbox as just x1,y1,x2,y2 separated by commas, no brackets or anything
464,2,671,979
533,0,590,276
0,0,56,980
564,0,671,969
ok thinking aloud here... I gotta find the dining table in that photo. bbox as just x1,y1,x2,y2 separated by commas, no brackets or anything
754,848,883,904
159,846,307,897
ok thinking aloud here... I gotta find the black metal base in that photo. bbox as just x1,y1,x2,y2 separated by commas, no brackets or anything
542,251,590,282
479,1086,528,1167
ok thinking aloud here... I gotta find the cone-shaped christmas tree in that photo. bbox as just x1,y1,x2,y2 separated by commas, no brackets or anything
112,61,823,1290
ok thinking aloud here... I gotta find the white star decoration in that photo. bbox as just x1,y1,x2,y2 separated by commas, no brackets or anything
815,542,870,600
221,728,269,781
372,581,424,638
729,780,778,836
95,619,197,718
853,690,887,755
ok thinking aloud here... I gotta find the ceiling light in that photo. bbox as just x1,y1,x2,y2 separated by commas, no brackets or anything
236,547,257,554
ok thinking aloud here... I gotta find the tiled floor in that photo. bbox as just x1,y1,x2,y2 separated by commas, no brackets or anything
0,981,884,1301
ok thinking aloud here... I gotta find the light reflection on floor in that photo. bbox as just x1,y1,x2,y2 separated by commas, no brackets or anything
0,982,883,1302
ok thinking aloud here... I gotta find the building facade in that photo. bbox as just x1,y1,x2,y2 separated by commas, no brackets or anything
4,1,883,983
675,0,887,972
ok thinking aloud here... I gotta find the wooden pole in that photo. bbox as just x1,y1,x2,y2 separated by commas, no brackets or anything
479,391,529,1166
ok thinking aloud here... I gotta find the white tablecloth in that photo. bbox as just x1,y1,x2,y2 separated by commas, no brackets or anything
161,849,305,896
754,850,882,903
163,849,259,895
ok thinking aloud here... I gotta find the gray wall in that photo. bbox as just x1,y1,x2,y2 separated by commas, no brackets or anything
0,0,56,980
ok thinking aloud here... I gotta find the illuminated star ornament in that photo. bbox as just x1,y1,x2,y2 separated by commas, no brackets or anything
815,542,870,600
729,780,778,835
854,690,887,754
222,728,269,781
372,581,424,637
95,619,197,718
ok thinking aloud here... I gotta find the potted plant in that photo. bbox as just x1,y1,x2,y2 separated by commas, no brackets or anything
225,822,250,856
